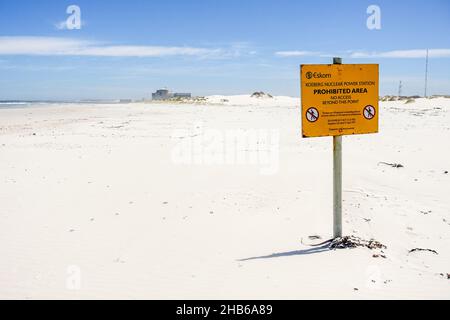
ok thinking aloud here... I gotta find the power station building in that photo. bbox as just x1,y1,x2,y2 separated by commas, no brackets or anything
152,89,191,100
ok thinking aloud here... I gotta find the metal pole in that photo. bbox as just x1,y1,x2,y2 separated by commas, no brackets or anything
333,135,342,238
424,49,429,98
333,57,343,238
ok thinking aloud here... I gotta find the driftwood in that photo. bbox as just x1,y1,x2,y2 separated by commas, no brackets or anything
379,162,404,168
409,248,438,255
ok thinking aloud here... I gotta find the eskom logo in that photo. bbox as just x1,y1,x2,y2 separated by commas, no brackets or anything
306,72,332,79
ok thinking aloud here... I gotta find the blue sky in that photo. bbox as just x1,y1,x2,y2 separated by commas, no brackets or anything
0,0,449,100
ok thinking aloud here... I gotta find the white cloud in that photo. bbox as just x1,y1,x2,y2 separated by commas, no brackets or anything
76,45,220,57
0,36,225,58
275,48,450,59
350,49,450,59
275,51,320,57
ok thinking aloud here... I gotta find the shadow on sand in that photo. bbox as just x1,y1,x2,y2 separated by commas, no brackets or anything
238,244,330,262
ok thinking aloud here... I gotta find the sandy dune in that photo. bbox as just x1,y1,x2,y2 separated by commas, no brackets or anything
0,96,449,299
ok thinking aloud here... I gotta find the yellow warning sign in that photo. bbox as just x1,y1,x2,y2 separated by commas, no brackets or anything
301,64,379,138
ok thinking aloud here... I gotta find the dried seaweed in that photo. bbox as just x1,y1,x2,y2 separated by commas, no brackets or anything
329,236,386,250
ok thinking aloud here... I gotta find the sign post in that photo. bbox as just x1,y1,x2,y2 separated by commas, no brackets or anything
333,57,343,238
301,57,379,239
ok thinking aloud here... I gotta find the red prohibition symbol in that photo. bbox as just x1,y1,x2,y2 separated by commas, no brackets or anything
363,105,376,120
306,107,319,123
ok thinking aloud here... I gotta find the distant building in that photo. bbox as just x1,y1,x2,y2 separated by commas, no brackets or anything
173,93,191,98
152,89,172,100
152,88,191,100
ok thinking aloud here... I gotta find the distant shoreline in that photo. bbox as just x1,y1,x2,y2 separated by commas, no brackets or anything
1,95,450,109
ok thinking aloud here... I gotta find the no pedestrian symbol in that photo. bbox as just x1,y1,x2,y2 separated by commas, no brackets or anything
363,105,376,120
306,107,319,123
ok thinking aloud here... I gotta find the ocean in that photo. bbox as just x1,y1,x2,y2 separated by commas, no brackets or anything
0,100,132,109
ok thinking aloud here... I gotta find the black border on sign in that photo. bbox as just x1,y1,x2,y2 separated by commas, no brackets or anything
363,105,376,120
306,107,319,123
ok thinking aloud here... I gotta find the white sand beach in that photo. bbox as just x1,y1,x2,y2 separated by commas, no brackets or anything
0,96,449,299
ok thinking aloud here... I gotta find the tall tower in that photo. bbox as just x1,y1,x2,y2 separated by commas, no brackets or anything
424,49,429,98
398,80,402,97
